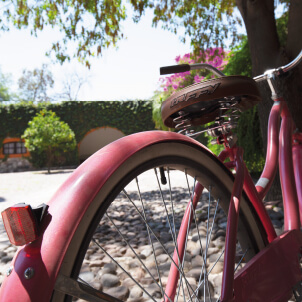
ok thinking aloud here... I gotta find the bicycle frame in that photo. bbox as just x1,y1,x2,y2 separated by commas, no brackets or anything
219,96,302,301
164,96,302,301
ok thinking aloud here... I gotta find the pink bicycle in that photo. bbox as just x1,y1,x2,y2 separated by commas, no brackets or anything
1,50,302,302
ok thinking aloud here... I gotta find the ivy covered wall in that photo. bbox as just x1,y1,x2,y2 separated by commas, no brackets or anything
0,100,155,146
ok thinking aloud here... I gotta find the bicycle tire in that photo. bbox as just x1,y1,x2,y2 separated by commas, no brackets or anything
51,138,267,302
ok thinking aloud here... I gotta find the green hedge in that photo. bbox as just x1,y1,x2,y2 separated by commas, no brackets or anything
0,100,155,146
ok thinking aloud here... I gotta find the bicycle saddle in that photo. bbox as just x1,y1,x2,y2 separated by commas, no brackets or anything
161,76,262,128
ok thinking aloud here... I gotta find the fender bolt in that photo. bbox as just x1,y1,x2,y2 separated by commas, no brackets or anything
6,266,13,276
24,267,35,280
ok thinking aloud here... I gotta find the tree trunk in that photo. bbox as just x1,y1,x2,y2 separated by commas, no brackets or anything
46,148,53,174
236,0,302,200
284,0,302,130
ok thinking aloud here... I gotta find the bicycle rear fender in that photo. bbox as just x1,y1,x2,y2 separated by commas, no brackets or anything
0,131,219,302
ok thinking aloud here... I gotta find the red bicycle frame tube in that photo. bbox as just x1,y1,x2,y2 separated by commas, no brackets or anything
293,133,302,224
279,102,300,230
220,147,244,302
254,97,300,231
243,166,277,243
164,182,204,302
218,150,277,244
255,101,282,200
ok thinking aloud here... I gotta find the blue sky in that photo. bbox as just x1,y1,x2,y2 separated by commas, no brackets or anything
0,9,193,101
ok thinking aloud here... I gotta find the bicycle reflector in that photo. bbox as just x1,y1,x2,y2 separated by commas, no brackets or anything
1,203,48,246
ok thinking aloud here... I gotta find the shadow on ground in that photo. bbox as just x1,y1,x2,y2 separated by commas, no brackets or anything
33,170,74,175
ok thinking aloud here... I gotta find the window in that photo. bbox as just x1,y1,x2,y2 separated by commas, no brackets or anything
3,142,27,155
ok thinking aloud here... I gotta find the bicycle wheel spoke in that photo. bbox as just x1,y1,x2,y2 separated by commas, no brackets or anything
204,186,212,300
91,238,158,302
154,168,175,241
57,152,265,302
197,197,221,300
137,172,193,302
206,199,220,255
167,168,178,239
189,249,225,302
185,169,192,197
207,249,225,276
185,175,208,301
122,187,199,300
185,173,218,302
174,173,197,302
135,176,167,300
155,168,190,288
165,168,188,302
176,209,194,302
105,213,167,289
153,169,194,302
205,277,213,302
154,168,186,269
234,247,249,273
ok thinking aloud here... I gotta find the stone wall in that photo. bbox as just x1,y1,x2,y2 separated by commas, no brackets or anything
0,158,33,173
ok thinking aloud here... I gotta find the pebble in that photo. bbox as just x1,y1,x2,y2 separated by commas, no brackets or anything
155,254,169,263
207,247,220,255
140,248,153,258
209,261,224,274
89,260,104,268
0,243,10,251
122,277,137,288
101,273,120,288
128,259,140,269
102,263,117,274
209,253,224,264
104,286,129,300
191,254,204,267
186,268,204,280
154,248,164,256
131,267,145,279
129,286,143,299
146,283,162,298
140,277,155,285
79,271,95,283
1,255,13,264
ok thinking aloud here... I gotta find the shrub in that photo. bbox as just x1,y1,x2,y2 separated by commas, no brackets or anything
22,109,77,173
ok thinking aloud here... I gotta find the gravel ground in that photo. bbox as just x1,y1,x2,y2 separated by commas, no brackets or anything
0,169,285,300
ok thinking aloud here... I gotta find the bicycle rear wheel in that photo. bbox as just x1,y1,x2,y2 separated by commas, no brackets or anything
52,140,267,302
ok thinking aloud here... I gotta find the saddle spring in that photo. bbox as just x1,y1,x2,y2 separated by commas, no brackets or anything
173,111,194,135
208,108,240,137
173,97,240,141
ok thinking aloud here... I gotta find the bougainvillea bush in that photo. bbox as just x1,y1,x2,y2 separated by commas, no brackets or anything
161,48,228,96
153,48,228,131
152,47,228,148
